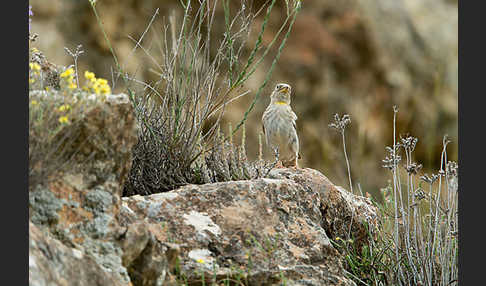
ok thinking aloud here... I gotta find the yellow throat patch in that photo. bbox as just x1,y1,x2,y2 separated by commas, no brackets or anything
275,101,288,105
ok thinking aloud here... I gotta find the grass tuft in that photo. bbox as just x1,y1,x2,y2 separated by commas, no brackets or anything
86,0,303,195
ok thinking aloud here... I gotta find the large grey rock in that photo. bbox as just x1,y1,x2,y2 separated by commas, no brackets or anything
29,93,140,285
121,168,379,285
29,222,126,286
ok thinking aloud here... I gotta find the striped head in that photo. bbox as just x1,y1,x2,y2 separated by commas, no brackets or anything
270,83,292,105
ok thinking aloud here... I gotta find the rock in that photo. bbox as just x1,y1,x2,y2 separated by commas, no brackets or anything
269,168,380,253
30,143,378,285
121,168,378,285
28,91,137,193
29,222,126,286
29,89,181,285
29,92,139,285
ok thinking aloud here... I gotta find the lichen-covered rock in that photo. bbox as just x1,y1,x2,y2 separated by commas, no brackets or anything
59,93,137,191
269,168,380,253
121,168,378,285
29,93,140,285
29,222,127,286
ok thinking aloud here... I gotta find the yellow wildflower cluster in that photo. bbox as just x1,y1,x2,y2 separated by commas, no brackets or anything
60,67,77,90
83,70,111,95
58,104,71,112
29,62,41,85
29,62,41,72
58,116,70,124
56,103,72,124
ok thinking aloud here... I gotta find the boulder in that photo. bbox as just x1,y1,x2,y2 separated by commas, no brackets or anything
29,93,140,285
30,159,379,285
120,168,379,285
29,221,126,286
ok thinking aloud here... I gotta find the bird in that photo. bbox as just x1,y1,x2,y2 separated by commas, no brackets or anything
262,83,300,168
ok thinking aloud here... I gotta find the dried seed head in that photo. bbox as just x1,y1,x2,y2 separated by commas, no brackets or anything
447,161,458,178
400,134,418,152
382,145,401,170
329,113,351,134
420,173,439,184
414,188,426,200
405,162,422,175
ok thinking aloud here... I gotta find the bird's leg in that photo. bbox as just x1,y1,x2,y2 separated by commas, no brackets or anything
291,157,299,169
273,147,284,168
282,155,299,169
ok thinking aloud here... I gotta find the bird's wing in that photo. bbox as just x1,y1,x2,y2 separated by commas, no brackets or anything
291,109,298,121
291,110,300,159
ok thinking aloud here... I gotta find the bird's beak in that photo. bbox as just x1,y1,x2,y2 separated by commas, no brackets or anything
279,86,289,93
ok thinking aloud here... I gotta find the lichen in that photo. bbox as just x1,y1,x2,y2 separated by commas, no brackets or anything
29,186,65,225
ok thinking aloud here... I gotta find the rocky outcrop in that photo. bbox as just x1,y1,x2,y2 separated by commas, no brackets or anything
29,221,127,286
29,94,379,284
120,167,378,285
31,167,379,285
29,93,138,285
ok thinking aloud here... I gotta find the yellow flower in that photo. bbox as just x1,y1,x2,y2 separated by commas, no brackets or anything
96,78,108,86
68,82,77,90
60,68,74,78
31,47,39,53
58,116,69,124
84,71,95,80
58,104,71,112
29,78,35,84
29,62,41,71
30,100,38,105
45,87,50,91
196,259,205,264
100,85,111,95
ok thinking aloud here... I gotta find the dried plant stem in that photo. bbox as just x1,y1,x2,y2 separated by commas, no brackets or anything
391,106,404,281
341,131,353,194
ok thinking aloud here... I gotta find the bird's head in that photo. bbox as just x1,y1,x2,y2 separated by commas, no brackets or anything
270,83,292,105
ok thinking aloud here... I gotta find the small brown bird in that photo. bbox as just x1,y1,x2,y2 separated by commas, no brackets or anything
262,83,300,168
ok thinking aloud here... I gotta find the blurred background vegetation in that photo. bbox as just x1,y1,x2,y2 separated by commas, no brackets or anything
29,0,457,199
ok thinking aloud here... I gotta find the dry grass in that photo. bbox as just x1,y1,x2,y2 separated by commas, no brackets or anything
333,106,458,286
87,0,304,195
